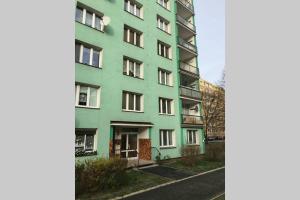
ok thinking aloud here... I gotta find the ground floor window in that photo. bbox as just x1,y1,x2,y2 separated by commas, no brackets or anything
159,129,175,147
75,129,96,154
187,130,198,145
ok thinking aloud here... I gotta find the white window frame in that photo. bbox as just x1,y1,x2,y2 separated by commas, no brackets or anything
122,91,144,112
157,16,170,33
75,129,97,152
75,7,104,31
158,41,172,59
160,130,175,148
75,85,101,108
76,43,102,68
124,26,143,47
158,68,173,86
159,98,174,115
125,0,143,18
187,130,199,145
124,58,144,78
158,0,170,10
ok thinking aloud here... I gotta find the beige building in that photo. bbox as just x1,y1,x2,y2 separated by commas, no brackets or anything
199,79,225,140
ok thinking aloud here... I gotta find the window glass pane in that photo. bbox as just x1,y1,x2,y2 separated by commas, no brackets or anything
123,28,128,42
124,1,129,11
163,131,168,146
89,88,98,107
95,16,102,30
136,95,141,111
136,33,141,46
159,131,162,146
85,135,94,150
160,44,165,56
85,11,93,26
92,49,100,67
75,135,85,147
159,99,162,113
166,46,169,58
193,132,197,144
136,7,140,17
82,46,90,65
122,92,127,109
75,7,83,22
79,86,88,106
162,99,166,113
129,93,134,110
129,61,134,76
168,131,173,146
135,63,140,77
123,59,128,75
188,131,192,144
75,43,80,62
166,73,169,85
130,3,134,13
167,100,171,114
161,71,165,85
129,30,134,44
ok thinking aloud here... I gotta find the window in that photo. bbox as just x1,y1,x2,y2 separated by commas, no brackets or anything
158,41,171,59
123,57,143,78
122,91,143,112
158,0,170,10
75,84,100,108
159,98,173,115
124,0,143,18
75,42,102,67
75,6,104,31
157,16,170,33
187,130,198,145
124,26,143,47
160,130,175,147
75,129,96,153
158,68,172,86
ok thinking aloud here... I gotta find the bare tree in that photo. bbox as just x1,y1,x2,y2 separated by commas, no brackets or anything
200,80,225,143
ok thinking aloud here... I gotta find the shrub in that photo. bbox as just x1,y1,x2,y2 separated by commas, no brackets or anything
204,142,225,162
181,145,201,167
75,158,128,196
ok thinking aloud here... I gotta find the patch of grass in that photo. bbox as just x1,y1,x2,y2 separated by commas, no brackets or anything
76,170,171,200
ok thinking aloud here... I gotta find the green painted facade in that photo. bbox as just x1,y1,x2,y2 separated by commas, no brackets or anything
75,0,204,161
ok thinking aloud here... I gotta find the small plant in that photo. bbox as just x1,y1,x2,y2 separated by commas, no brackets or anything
204,142,225,162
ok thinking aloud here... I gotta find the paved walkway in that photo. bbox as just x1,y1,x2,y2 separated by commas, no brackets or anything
124,168,225,200
140,165,193,180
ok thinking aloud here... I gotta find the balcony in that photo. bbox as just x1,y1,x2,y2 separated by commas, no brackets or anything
178,37,197,54
180,61,199,77
182,114,203,125
180,86,201,100
177,15,196,32
177,0,194,14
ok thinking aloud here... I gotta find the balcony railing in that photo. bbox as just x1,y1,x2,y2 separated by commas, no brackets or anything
180,86,201,100
177,0,194,13
178,37,197,53
176,15,196,31
182,114,203,125
180,62,199,76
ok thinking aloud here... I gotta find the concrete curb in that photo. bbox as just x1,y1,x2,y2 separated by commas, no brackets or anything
210,192,225,200
111,166,225,200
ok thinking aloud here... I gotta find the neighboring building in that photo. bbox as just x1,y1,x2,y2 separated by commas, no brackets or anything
75,0,204,162
199,79,225,140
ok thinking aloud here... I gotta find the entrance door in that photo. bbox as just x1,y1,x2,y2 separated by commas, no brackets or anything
120,133,138,159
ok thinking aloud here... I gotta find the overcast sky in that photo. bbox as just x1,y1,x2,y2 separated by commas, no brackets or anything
194,0,225,84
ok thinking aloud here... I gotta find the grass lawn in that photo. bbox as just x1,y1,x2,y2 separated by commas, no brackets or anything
76,170,171,200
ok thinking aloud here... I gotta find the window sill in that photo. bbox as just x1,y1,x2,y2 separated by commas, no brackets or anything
160,146,176,149
124,10,144,20
158,54,172,61
186,144,200,146
124,41,144,49
123,74,144,80
158,83,173,87
122,109,144,113
157,27,171,35
75,21,104,33
156,2,171,12
76,62,102,69
159,113,175,116
76,106,100,110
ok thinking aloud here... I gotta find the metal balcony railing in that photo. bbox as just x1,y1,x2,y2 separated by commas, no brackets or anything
180,86,201,100
182,114,203,125
176,15,196,31
178,37,197,53
177,0,194,13
180,61,199,76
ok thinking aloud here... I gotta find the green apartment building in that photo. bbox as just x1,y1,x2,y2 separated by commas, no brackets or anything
75,0,204,162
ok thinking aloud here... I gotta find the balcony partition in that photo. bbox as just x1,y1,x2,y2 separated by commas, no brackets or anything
182,114,203,125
